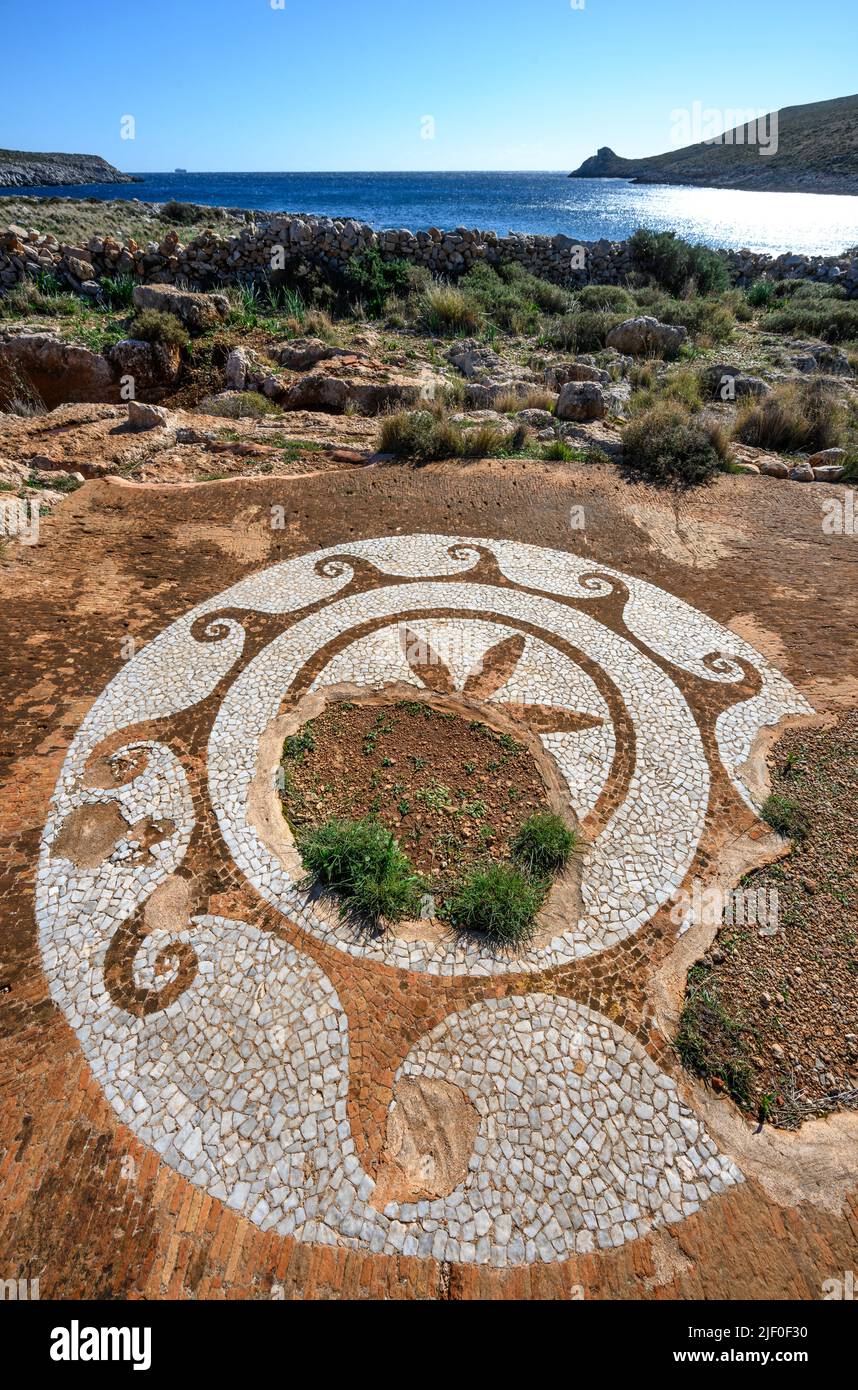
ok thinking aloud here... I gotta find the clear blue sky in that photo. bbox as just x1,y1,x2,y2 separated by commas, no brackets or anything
1,0,855,171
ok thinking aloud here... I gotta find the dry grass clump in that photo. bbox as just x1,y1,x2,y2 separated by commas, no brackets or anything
493,387,557,414
419,284,483,336
733,379,844,453
0,196,247,247
379,405,512,462
199,390,278,419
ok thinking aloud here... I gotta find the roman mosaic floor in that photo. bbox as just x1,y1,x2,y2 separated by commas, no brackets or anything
2,463,857,1298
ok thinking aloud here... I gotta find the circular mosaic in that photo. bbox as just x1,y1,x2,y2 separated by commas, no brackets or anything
36,534,812,1265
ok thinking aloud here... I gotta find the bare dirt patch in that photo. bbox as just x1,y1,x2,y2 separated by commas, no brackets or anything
278,696,559,898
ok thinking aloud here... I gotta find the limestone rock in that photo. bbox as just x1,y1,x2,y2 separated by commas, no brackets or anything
514,408,557,428
704,364,770,399
789,462,815,482
127,401,168,432
447,341,504,380
545,362,609,388
556,380,606,422
277,338,352,372
808,447,847,468
757,457,790,478
225,346,266,392
790,342,852,376
131,283,228,332
109,338,181,393
606,316,687,357
0,331,115,408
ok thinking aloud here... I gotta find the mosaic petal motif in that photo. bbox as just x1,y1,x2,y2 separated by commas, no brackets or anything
38,741,195,955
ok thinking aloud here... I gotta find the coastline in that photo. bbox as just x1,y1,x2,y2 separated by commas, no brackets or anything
2,172,858,257
2,198,857,297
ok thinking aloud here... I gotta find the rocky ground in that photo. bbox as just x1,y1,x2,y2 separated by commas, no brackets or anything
677,711,858,1128
0,250,856,524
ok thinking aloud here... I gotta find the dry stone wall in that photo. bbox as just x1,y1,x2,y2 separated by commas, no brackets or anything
2,206,857,297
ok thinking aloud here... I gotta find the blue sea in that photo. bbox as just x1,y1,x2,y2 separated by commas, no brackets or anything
3,171,858,258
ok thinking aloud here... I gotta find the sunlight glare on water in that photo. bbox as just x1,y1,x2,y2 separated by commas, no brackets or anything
4,173,857,255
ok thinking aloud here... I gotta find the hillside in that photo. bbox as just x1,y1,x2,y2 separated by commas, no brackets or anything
0,149,137,188
569,93,858,195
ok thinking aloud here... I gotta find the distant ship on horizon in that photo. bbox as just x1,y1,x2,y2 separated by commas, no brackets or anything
174,167,187,174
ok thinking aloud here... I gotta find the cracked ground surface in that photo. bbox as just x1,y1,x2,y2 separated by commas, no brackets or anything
1,457,857,1298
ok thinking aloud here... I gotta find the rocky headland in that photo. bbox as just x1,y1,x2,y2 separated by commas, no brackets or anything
570,93,858,195
0,149,137,188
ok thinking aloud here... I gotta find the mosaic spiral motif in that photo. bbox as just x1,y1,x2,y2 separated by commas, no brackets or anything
36,534,812,1264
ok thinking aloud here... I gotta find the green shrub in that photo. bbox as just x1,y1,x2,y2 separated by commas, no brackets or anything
622,402,730,487
99,274,136,310
576,284,636,314
773,279,847,301
446,863,544,946
297,817,424,926
734,379,843,453
511,813,576,875
761,794,809,840
629,228,729,296
161,200,205,225
129,307,189,350
342,248,411,316
504,266,572,316
761,300,858,344
747,279,776,309
461,263,539,333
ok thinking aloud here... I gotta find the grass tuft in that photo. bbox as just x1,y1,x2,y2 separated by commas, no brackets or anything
511,813,577,876
734,379,844,454
297,817,425,928
761,794,809,841
446,862,544,946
